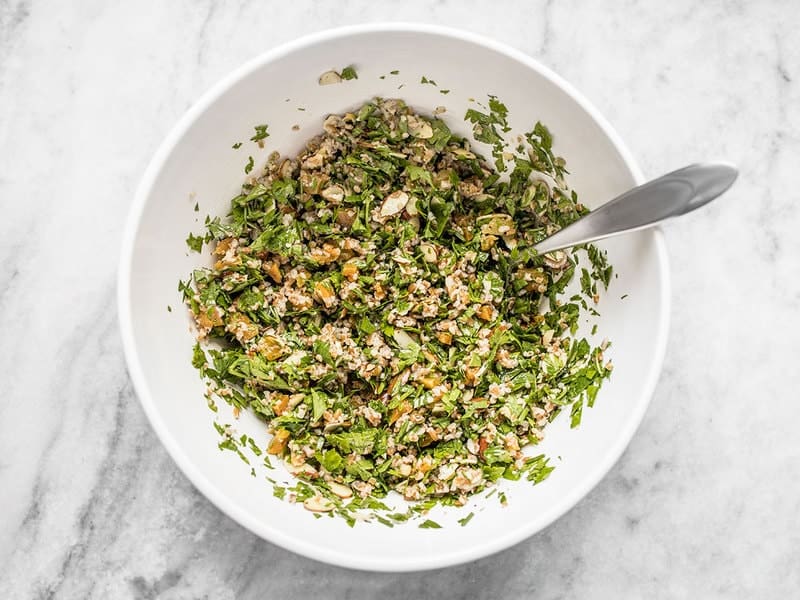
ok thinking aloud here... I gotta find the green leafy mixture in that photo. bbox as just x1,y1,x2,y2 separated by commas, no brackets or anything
181,97,613,526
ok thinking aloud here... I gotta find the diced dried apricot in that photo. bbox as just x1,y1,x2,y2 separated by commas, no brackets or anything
342,261,358,281
313,280,337,308
197,306,223,329
259,335,283,360
476,305,494,321
388,401,412,425
213,238,234,256
418,374,441,390
265,260,282,283
272,394,290,416
267,429,290,455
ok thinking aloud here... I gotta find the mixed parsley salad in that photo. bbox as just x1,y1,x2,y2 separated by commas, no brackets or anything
181,93,613,526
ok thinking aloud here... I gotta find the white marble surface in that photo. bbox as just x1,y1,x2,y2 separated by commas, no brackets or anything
1,0,798,597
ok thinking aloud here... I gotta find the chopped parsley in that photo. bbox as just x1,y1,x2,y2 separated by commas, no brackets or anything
185,232,204,253
341,65,358,80
250,124,270,144
419,519,442,529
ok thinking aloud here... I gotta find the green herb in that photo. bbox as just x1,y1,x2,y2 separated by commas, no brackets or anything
232,142,242,149
420,75,437,86
390,69,399,75
440,89,450,95
185,233,204,253
250,124,270,143
457,512,475,527
244,156,254,174
192,343,206,369
419,519,442,529
341,65,358,80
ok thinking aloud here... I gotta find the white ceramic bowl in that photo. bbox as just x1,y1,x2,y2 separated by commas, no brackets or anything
118,24,669,571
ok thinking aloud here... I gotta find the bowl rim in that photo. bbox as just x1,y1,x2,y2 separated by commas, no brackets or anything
117,22,670,572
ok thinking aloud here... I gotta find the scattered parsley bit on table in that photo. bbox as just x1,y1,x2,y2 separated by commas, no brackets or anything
182,97,613,526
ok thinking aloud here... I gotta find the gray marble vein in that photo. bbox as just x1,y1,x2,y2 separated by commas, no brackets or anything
1,0,799,598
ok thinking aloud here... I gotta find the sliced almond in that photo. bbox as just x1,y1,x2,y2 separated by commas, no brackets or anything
543,250,568,269
321,184,345,203
303,496,335,512
318,70,342,85
328,482,353,499
419,242,438,263
407,115,434,139
380,190,409,217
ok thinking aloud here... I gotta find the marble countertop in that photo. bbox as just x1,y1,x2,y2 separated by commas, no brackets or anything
2,1,798,598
